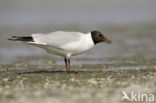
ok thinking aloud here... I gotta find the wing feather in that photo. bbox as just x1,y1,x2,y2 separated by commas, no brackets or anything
31,31,81,49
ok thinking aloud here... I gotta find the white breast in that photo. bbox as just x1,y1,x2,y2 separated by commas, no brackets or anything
61,32,94,56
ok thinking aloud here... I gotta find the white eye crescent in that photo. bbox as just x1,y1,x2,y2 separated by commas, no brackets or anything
97,34,101,37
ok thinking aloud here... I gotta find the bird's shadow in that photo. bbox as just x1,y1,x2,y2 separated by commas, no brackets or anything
16,70,64,75
14,70,81,75
2,69,97,76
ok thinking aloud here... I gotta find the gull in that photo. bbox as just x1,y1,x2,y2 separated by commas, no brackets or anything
8,30,112,72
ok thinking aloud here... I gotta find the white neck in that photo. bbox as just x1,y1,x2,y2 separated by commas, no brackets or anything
83,32,95,50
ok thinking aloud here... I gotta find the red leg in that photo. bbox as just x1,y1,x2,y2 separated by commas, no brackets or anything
64,58,70,73
67,58,70,72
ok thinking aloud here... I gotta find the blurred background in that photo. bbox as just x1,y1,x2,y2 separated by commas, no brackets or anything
0,1,156,103
0,0,156,65
0,0,156,27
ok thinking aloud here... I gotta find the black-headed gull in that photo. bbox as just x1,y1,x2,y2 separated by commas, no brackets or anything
9,31,112,72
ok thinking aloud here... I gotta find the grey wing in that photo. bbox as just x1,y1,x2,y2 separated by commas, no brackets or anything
31,31,81,49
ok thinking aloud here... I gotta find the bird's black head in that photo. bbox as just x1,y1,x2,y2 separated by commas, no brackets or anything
91,30,112,44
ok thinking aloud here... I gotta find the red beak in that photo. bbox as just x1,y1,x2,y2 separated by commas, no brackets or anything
103,38,112,44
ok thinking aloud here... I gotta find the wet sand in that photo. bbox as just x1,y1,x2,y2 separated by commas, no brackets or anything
0,62,156,103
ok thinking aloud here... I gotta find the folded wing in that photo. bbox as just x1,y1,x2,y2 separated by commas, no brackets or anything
31,31,81,49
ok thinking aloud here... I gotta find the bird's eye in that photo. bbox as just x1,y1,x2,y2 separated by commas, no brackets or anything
97,34,101,37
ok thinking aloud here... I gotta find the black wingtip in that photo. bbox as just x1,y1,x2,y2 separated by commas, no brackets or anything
8,36,34,42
